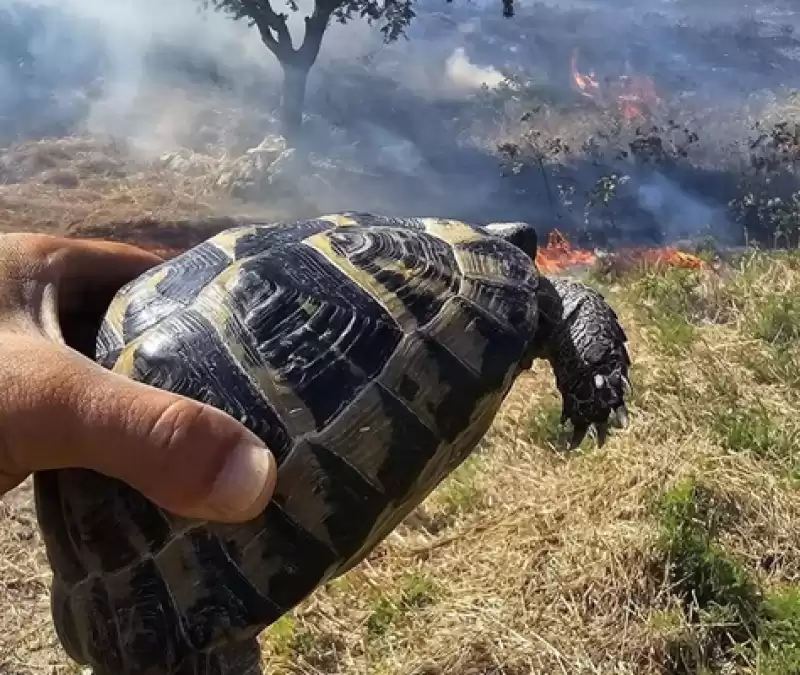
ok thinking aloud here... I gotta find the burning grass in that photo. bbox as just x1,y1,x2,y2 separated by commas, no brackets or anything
1,224,800,674
535,228,709,275
493,51,800,251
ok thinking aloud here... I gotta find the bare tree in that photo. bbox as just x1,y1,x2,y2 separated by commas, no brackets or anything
200,0,514,143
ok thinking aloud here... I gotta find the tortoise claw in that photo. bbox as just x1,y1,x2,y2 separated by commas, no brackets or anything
622,376,633,397
595,421,609,447
613,404,629,429
558,368,631,450
568,420,591,450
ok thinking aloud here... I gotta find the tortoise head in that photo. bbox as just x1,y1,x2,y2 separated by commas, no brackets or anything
482,221,539,261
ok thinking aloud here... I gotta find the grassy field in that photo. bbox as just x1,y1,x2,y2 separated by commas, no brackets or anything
2,222,800,673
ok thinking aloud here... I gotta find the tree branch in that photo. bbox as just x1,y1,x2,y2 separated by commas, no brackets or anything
296,0,339,68
240,0,294,60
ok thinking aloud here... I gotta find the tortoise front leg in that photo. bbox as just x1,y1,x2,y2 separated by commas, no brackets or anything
531,275,632,449
174,638,263,675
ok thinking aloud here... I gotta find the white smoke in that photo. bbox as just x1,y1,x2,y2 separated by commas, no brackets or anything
445,47,505,91
1,0,799,241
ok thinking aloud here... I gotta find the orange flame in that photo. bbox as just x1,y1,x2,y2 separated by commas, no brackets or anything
570,48,601,100
535,229,597,272
570,48,661,122
616,74,661,122
535,229,707,273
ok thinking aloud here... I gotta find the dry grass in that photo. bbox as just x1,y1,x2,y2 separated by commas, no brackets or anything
0,136,292,244
0,137,215,239
0,138,309,262
244,249,800,675
1,175,800,673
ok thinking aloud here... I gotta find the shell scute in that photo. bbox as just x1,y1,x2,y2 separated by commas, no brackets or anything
33,473,87,585
114,309,294,462
418,217,487,247
209,501,338,612
307,379,441,503
454,237,536,282
417,294,531,387
120,241,233,345
273,439,388,560
218,218,337,261
153,529,281,651
323,225,462,329
457,277,539,337
49,578,83,667
102,557,186,673
233,241,399,328
66,576,126,675
151,241,234,305
56,471,152,574
225,249,405,432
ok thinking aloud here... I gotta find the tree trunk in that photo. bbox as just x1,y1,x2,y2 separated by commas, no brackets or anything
280,63,310,146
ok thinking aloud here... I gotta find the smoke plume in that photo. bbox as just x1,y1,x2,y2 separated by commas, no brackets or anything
1,0,799,246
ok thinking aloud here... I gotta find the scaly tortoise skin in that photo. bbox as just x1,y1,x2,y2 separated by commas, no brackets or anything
33,213,631,675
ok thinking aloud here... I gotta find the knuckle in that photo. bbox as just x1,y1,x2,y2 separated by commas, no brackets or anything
142,399,231,505
146,398,207,453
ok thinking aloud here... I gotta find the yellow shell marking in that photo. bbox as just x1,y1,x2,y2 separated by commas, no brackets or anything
300,297,321,316
317,214,360,228
302,231,416,331
103,294,127,344
137,267,170,298
421,217,514,283
420,218,484,246
111,334,147,377
104,267,170,346
208,226,260,259
111,254,318,435
110,264,229,378
417,218,489,281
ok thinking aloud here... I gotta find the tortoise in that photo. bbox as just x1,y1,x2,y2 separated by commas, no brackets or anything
33,212,632,675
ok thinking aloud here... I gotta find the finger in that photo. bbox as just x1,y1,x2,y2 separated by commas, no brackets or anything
51,238,166,357
49,236,165,289
45,236,165,319
0,471,26,497
0,233,163,331
0,233,163,289
5,234,165,355
0,336,277,523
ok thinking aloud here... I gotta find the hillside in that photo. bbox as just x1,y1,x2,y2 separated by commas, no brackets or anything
1,229,799,674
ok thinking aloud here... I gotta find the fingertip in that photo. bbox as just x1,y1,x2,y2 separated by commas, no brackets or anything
194,439,278,523
48,359,278,523
118,393,278,523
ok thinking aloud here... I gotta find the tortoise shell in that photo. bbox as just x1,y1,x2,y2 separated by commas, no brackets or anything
34,213,543,675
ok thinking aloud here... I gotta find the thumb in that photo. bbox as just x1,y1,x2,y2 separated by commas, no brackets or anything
1,336,277,523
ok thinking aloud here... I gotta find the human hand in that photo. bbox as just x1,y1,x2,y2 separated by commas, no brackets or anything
0,233,276,522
